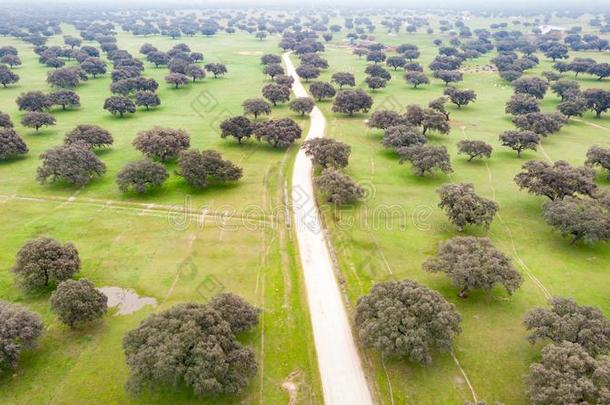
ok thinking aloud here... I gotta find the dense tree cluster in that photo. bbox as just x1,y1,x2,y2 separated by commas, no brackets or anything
123,296,258,397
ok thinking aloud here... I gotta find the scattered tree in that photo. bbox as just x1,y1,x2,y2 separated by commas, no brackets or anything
289,97,315,115
512,112,566,135
365,75,386,91
64,124,113,149
47,67,86,88
551,79,579,101
309,81,336,101
303,138,351,168
315,168,364,205
524,297,610,355
512,76,548,99
514,160,596,200
424,236,521,298
525,342,610,405
382,125,427,150
586,145,610,179
436,183,498,231
0,128,28,160
16,91,51,112
0,65,19,87
457,139,492,161
37,142,106,186
433,69,463,86
11,237,80,290
165,72,189,88
355,279,461,364
204,63,227,78
397,145,453,176
50,279,107,327
295,64,320,81
135,91,160,110
404,71,429,88
261,83,290,106
0,301,43,372
331,89,373,116
583,88,610,118
133,127,190,162
117,159,169,193
220,115,253,144
331,72,355,88
242,98,271,118
103,96,136,117
49,90,80,110
505,93,540,115
542,195,609,245
253,118,302,147
444,87,476,108
499,130,540,157
177,149,242,188
367,110,407,130
21,111,56,132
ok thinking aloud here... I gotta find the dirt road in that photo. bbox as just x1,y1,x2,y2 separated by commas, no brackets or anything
283,52,374,405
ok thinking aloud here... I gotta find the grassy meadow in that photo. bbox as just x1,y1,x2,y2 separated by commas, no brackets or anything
0,24,321,405
310,14,610,405
0,10,609,405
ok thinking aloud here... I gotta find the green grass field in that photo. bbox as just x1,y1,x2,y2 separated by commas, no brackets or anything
0,11,609,405
311,14,610,405
0,24,321,405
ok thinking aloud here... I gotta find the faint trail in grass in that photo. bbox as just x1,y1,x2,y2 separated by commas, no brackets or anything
451,349,478,403
573,117,610,132
53,187,82,210
381,357,395,405
484,162,552,300
364,210,394,276
161,233,198,305
256,163,273,403
5,194,273,226
538,140,553,163
138,203,155,216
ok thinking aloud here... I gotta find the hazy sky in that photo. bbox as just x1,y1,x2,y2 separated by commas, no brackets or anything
8,0,610,7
